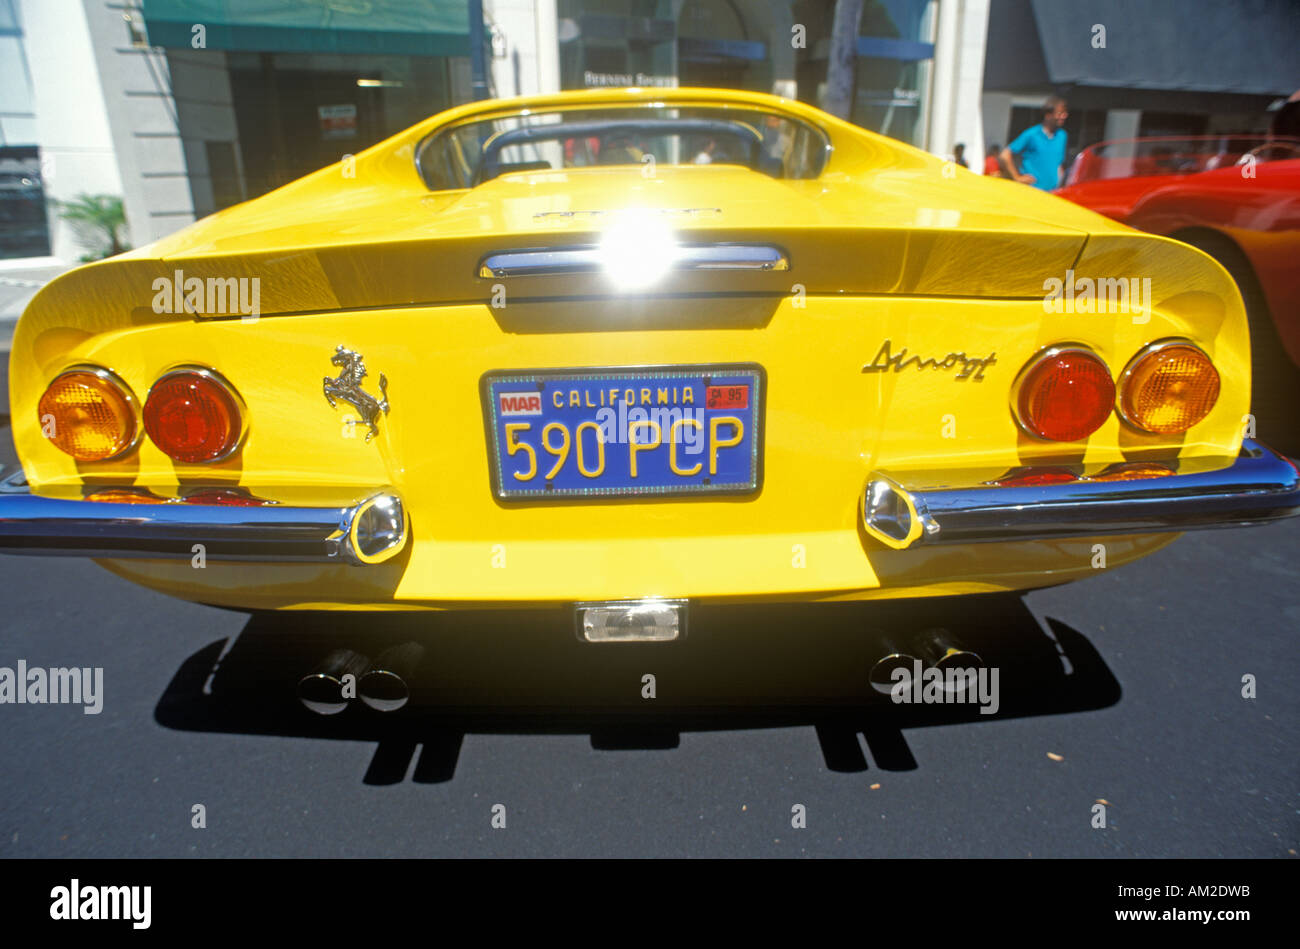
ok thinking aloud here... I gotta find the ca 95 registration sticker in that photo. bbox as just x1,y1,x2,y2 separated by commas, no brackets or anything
481,364,765,499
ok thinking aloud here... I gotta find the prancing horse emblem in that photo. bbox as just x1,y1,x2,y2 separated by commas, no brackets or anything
323,345,389,441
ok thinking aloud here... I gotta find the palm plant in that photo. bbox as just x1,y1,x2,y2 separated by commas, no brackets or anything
58,194,129,261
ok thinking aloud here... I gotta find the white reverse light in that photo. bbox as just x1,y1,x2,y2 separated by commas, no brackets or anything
578,599,685,642
598,209,679,291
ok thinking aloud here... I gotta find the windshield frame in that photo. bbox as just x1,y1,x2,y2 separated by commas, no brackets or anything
414,100,833,192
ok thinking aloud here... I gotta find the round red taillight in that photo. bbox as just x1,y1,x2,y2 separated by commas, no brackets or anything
1014,347,1115,442
143,369,244,463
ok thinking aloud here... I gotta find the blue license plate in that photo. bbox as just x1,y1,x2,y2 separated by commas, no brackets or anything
482,365,764,499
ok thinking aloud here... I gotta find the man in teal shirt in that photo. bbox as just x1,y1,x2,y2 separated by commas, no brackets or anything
1000,96,1069,190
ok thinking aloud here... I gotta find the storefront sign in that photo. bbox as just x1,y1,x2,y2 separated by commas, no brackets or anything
583,71,678,89
318,104,357,139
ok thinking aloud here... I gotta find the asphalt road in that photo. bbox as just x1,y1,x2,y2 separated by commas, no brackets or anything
0,415,1296,858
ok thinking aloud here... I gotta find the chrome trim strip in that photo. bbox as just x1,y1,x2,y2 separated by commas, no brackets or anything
863,440,1300,548
0,476,406,565
533,207,721,222
477,243,789,279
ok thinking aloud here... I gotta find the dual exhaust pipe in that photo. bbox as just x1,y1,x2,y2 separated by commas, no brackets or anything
869,628,982,695
299,630,974,712
296,643,425,715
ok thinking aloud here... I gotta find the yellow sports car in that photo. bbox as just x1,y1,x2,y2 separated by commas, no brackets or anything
3,87,1298,644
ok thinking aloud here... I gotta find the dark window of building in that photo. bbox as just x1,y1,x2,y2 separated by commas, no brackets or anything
205,141,244,211
0,146,51,259
227,52,454,200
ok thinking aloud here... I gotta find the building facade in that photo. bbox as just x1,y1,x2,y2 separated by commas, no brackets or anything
6,0,1291,265
493,0,988,162
4,0,474,263
2,0,992,264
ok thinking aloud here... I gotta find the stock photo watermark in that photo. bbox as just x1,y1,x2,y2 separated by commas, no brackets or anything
888,660,1000,715
50,880,150,929
0,661,103,714
1043,270,1152,323
152,269,260,321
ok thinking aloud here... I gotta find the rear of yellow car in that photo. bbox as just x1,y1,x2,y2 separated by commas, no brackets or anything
3,88,1298,621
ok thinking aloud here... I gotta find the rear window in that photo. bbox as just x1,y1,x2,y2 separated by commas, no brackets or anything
416,105,830,190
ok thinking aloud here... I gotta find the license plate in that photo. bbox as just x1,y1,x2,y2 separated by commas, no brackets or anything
482,364,764,499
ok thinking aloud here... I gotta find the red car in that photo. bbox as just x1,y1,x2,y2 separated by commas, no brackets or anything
1057,136,1300,451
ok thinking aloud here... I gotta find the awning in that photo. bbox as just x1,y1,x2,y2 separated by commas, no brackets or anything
810,35,935,63
856,36,934,63
679,38,766,63
140,0,470,57
1025,0,1298,96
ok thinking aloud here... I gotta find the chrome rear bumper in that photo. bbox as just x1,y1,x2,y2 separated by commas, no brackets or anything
863,440,1300,549
2,441,1294,565
0,473,407,565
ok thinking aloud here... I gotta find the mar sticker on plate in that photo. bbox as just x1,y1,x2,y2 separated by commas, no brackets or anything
482,364,765,499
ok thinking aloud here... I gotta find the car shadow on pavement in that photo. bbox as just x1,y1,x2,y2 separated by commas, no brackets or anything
153,592,1120,784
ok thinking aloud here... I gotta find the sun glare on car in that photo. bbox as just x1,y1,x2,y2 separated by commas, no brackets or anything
598,208,679,291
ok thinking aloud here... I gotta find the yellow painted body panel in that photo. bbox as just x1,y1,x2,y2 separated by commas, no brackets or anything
7,88,1251,610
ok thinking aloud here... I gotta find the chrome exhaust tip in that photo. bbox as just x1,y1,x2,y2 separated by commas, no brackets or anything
870,640,918,694
916,628,982,692
358,642,425,712
297,648,369,715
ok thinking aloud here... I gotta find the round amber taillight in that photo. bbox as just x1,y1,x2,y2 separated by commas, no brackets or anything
1119,343,1220,434
1014,347,1115,442
37,368,138,461
143,369,244,463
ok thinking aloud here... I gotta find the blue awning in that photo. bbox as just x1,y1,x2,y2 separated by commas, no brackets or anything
856,36,934,62
141,0,470,57
679,37,767,63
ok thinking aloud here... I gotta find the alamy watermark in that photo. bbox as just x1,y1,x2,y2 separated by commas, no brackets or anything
596,403,706,452
152,268,260,321
0,660,103,714
1043,269,1152,323
50,880,150,929
888,659,1000,715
